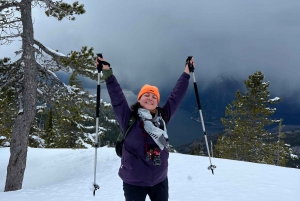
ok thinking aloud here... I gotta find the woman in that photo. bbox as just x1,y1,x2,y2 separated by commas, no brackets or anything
96,56,194,201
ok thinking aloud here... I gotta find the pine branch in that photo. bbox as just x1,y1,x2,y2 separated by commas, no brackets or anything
38,0,85,21
36,63,66,90
0,1,20,11
36,85,59,105
35,63,78,105
0,58,22,90
0,76,21,91
34,39,97,80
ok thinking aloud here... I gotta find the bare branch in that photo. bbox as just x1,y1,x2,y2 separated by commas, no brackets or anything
0,5,23,45
1,18,22,24
0,33,22,40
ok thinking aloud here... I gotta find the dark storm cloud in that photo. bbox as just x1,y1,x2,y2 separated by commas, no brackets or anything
2,0,300,103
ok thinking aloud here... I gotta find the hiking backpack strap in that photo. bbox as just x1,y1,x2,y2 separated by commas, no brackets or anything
123,115,136,140
115,115,136,157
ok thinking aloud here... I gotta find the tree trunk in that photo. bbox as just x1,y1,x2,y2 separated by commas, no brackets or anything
5,0,37,192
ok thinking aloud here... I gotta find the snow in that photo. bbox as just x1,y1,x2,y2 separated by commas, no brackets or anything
0,147,300,201
85,126,94,129
104,102,111,107
64,83,75,94
18,109,23,114
47,70,58,78
290,154,298,159
268,97,280,102
37,88,43,95
46,47,66,57
265,107,276,111
80,114,93,120
105,117,117,123
84,69,98,75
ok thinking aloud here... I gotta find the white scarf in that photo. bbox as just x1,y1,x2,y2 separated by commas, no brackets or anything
138,108,168,150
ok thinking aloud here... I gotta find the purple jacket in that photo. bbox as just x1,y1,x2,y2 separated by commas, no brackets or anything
106,72,190,186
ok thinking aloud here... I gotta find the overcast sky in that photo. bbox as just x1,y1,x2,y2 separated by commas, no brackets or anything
1,0,300,104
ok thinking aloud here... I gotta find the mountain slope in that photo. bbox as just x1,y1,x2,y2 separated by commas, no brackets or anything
1,147,300,201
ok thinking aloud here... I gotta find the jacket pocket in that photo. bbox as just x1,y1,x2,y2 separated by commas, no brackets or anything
121,148,135,170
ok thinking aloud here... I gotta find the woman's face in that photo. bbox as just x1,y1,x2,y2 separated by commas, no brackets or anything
139,92,158,111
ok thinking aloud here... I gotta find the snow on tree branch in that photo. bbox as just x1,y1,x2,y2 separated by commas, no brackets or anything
46,69,58,78
268,97,281,103
46,46,66,57
265,107,276,111
34,39,66,59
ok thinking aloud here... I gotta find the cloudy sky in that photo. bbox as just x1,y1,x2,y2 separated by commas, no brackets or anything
1,0,300,104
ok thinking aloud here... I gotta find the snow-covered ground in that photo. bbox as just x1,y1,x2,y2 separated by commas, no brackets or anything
1,147,299,201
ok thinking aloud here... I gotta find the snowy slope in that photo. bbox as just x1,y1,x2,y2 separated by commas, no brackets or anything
0,147,299,201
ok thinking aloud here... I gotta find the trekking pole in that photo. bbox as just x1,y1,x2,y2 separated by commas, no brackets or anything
93,53,103,196
187,56,216,175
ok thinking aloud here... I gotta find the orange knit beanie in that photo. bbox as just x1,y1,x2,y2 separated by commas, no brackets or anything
137,84,160,103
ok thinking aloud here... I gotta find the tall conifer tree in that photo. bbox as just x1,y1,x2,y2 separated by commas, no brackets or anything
215,71,292,165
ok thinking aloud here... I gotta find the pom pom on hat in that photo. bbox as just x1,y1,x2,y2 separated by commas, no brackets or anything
137,84,160,103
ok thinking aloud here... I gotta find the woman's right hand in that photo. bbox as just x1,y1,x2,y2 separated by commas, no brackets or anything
184,57,195,75
95,57,110,70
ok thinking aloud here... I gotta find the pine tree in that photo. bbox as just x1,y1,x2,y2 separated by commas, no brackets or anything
28,103,47,148
50,71,96,148
0,87,17,147
273,119,293,166
215,71,292,165
41,107,58,147
197,144,203,156
190,144,196,155
99,103,122,147
0,0,99,191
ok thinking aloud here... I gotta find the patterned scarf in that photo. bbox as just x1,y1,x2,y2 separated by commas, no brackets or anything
138,108,169,150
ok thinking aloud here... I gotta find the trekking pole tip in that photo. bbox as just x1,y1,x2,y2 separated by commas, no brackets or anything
93,183,100,196
208,164,216,175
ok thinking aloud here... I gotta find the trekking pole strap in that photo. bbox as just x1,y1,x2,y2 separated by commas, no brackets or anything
96,53,110,73
97,53,103,73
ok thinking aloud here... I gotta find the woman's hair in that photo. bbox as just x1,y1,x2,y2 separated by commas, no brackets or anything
130,101,167,122
130,101,141,118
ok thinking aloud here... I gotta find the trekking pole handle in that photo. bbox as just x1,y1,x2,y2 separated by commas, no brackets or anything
96,53,103,73
96,53,111,73
186,56,195,73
